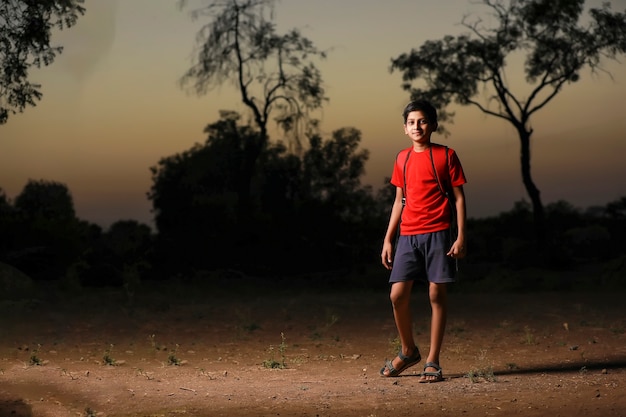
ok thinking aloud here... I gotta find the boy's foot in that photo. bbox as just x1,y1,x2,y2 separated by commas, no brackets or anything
380,347,421,377
419,362,444,383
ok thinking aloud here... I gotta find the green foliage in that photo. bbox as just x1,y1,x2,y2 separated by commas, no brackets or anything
522,326,537,345
168,344,182,366
29,344,43,366
262,333,287,369
466,349,496,383
102,344,116,366
466,366,496,383
388,336,402,356
234,308,261,336
0,0,85,124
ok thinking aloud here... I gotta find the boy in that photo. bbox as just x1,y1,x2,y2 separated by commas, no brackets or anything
379,99,467,382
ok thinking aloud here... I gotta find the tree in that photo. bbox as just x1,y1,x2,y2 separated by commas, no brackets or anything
148,111,381,276
390,0,626,244
0,187,11,213
12,179,83,279
179,0,328,209
301,127,370,220
0,0,85,124
148,112,259,275
0,187,17,265
78,220,153,287
299,128,380,269
14,179,76,220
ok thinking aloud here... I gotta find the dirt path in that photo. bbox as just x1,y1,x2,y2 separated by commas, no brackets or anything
1,287,625,416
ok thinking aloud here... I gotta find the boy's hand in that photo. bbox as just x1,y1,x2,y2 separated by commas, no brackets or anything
381,243,394,270
447,240,466,259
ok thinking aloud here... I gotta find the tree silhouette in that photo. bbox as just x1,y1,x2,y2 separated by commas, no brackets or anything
302,127,370,220
179,0,327,210
78,220,153,288
0,187,16,266
148,109,382,276
0,187,10,212
390,0,626,244
0,0,85,124
11,179,83,279
148,112,260,275
14,179,76,220
299,127,381,269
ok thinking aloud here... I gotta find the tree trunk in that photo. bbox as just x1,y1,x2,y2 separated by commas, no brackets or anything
237,130,267,223
518,128,545,246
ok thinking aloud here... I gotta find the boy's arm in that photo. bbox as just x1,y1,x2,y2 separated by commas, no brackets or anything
381,187,404,270
447,185,467,259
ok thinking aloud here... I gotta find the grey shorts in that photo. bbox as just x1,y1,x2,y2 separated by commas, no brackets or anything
389,230,456,284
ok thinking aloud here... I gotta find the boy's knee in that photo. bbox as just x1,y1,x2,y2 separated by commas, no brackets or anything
428,283,448,304
389,289,410,306
389,294,400,306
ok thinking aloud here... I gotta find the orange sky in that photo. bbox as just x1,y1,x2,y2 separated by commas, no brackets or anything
1,0,625,228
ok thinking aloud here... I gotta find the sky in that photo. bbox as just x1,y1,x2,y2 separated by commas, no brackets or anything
1,0,626,229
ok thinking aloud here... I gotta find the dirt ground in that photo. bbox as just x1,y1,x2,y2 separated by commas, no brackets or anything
1,281,625,417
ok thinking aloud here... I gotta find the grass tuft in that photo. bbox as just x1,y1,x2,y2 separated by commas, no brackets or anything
262,332,287,369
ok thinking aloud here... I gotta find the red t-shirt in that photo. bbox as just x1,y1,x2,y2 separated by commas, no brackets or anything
390,144,467,235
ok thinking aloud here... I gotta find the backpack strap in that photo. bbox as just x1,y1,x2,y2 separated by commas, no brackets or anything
398,145,452,206
430,144,458,246
429,144,451,201
397,148,411,206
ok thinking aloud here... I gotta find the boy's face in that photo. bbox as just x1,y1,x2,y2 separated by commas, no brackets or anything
403,110,436,145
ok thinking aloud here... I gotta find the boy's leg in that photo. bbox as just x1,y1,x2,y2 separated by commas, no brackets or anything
421,282,448,381
381,281,419,376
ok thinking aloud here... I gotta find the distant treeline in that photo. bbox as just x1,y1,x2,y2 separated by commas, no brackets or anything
1,116,625,290
1,181,624,291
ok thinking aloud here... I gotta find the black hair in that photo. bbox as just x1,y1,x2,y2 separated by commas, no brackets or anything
402,99,438,126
